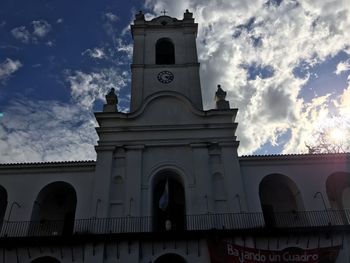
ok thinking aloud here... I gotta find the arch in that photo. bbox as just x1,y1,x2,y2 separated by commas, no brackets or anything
0,185,7,229
326,172,350,209
125,91,209,120
259,174,305,227
30,256,61,263
152,171,186,232
147,162,194,187
154,253,187,263
29,181,77,236
156,38,175,64
343,188,350,208
326,172,350,224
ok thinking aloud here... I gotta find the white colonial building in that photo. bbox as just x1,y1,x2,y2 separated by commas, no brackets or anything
0,10,349,263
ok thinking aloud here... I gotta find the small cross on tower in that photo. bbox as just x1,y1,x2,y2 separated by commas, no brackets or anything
161,9,167,16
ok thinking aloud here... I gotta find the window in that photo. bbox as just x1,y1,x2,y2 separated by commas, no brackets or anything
156,38,175,64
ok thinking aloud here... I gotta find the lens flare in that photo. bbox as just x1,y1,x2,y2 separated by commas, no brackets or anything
329,127,346,143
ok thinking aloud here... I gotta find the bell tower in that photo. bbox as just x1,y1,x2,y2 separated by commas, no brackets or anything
130,10,203,111
94,10,244,224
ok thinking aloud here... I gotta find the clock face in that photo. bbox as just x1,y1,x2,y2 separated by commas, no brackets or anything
157,71,174,84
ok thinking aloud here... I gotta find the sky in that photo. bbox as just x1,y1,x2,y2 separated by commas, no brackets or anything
0,0,350,163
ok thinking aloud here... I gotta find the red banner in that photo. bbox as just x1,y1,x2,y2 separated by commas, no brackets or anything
208,240,340,263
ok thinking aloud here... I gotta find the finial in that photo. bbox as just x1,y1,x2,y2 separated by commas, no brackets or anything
184,9,193,19
103,88,118,112
161,9,167,16
135,10,145,21
215,84,230,109
216,85,226,97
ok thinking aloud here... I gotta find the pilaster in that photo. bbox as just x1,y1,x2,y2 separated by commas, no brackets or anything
190,143,212,214
124,145,144,216
91,146,115,218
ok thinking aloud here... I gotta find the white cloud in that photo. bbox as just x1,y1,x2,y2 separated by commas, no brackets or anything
105,12,119,22
82,48,106,59
335,59,350,75
56,18,64,24
32,20,52,37
11,20,52,44
46,40,55,47
11,26,31,43
0,99,97,163
0,58,22,83
115,38,133,59
145,0,350,154
65,68,129,110
0,65,130,162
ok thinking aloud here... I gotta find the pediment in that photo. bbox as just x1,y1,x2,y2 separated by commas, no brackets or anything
129,92,204,126
95,91,237,132
150,16,178,26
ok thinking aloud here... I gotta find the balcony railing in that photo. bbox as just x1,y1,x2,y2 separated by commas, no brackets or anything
0,209,349,238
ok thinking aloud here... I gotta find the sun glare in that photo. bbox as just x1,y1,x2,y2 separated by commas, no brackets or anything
329,127,346,143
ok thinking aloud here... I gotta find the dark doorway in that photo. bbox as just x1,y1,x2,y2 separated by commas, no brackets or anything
259,174,305,227
0,185,7,230
29,182,77,236
156,38,175,64
153,175,186,231
154,253,187,263
30,256,61,263
326,172,350,224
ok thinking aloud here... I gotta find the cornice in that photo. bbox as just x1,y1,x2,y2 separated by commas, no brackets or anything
239,153,350,165
0,160,96,174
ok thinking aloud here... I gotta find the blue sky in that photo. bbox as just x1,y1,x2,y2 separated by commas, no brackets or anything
1,0,350,162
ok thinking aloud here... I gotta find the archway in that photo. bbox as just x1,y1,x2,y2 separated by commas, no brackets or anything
153,172,186,231
29,182,77,236
0,185,7,230
154,253,187,263
326,172,350,224
30,256,60,263
156,38,175,64
259,174,305,227
326,172,350,209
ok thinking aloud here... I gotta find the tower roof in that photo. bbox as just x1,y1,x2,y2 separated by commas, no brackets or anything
132,10,196,31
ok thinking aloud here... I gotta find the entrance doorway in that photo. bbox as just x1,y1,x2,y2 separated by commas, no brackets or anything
153,174,186,231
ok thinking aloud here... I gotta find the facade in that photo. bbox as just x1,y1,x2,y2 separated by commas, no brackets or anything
0,10,349,263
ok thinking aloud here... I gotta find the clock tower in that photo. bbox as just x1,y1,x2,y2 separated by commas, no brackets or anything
94,10,243,227
130,10,203,111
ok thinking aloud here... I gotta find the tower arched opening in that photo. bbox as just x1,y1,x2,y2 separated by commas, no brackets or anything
156,38,175,64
